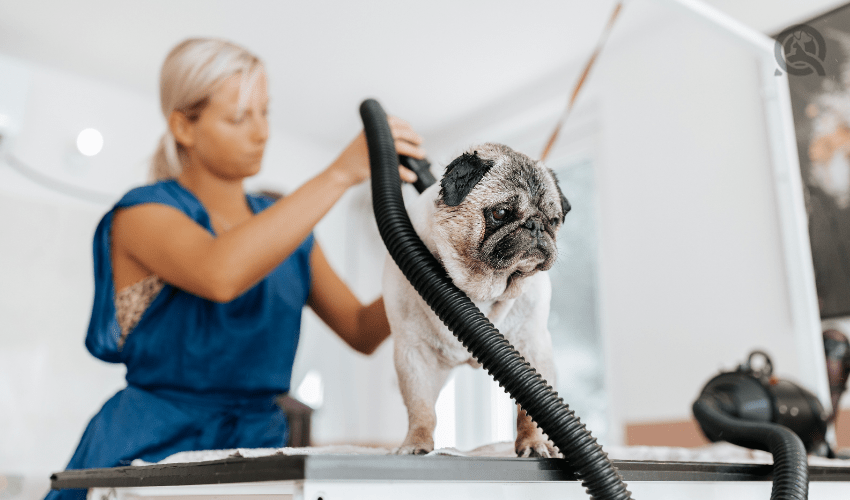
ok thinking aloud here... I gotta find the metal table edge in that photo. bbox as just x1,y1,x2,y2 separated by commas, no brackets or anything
50,454,850,490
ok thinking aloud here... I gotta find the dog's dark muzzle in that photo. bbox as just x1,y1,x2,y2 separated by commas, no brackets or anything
523,217,545,238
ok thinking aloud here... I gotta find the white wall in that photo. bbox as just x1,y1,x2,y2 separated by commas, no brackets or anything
593,9,809,442
0,192,120,472
0,56,156,486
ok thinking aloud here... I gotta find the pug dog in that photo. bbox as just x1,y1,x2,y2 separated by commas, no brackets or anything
382,143,570,457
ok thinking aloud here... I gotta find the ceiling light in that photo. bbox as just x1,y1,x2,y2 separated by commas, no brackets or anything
76,128,103,156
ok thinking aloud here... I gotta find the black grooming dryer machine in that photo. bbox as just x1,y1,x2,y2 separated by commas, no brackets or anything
694,350,831,500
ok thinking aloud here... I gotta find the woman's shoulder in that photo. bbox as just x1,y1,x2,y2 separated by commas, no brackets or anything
116,179,189,210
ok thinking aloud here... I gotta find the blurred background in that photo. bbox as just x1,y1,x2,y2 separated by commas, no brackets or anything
2,1,849,499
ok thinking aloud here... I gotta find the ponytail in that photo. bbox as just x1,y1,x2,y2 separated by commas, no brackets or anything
149,130,182,181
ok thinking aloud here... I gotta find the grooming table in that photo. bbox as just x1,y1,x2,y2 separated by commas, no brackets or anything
51,449,850,500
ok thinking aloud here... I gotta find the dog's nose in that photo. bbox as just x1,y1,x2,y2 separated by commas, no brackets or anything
524,218,543,237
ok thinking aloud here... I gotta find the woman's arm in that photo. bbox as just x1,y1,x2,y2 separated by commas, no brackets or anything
112,119,423,302
306,243,391,355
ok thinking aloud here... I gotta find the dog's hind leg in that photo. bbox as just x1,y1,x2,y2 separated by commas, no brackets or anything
394,344,452,455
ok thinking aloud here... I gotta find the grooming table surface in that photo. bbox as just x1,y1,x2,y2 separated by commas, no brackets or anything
52,453,850,500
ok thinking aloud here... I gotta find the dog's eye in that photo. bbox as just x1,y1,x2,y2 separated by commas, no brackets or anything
492,208,508,221
550,217,561,226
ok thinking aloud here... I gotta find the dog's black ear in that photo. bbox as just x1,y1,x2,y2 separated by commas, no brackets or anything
549,168,571,222
560,193,571,222
439,151,495,206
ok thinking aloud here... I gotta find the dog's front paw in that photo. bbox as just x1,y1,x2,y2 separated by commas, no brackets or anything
515,437,561,458
395,441,434,455
395,427,435,455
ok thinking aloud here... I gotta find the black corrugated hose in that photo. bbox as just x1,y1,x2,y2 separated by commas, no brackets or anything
360,98,633,500
693,397,808,500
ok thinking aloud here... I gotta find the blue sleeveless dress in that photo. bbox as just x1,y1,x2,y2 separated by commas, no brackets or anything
47,180,313,500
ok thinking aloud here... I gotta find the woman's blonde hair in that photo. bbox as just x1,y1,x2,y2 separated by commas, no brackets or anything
150,38,265,181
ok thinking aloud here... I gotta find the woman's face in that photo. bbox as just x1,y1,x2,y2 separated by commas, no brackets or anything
183,71,269,180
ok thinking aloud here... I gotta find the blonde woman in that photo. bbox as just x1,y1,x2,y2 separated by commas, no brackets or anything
47,38,424,500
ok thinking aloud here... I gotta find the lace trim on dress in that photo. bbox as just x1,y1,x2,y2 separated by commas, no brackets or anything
114,275,165,348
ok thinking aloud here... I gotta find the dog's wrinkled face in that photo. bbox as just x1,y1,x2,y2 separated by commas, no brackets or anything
432,143,570,301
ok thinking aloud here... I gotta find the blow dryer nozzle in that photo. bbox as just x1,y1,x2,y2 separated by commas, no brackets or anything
398,155,437,194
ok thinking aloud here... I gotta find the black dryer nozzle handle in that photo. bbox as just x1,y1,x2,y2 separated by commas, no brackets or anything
399,155,436,194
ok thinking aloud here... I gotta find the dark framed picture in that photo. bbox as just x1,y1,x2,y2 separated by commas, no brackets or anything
781,3,850,318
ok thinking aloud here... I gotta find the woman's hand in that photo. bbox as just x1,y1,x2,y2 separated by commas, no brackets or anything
327,115,426,187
